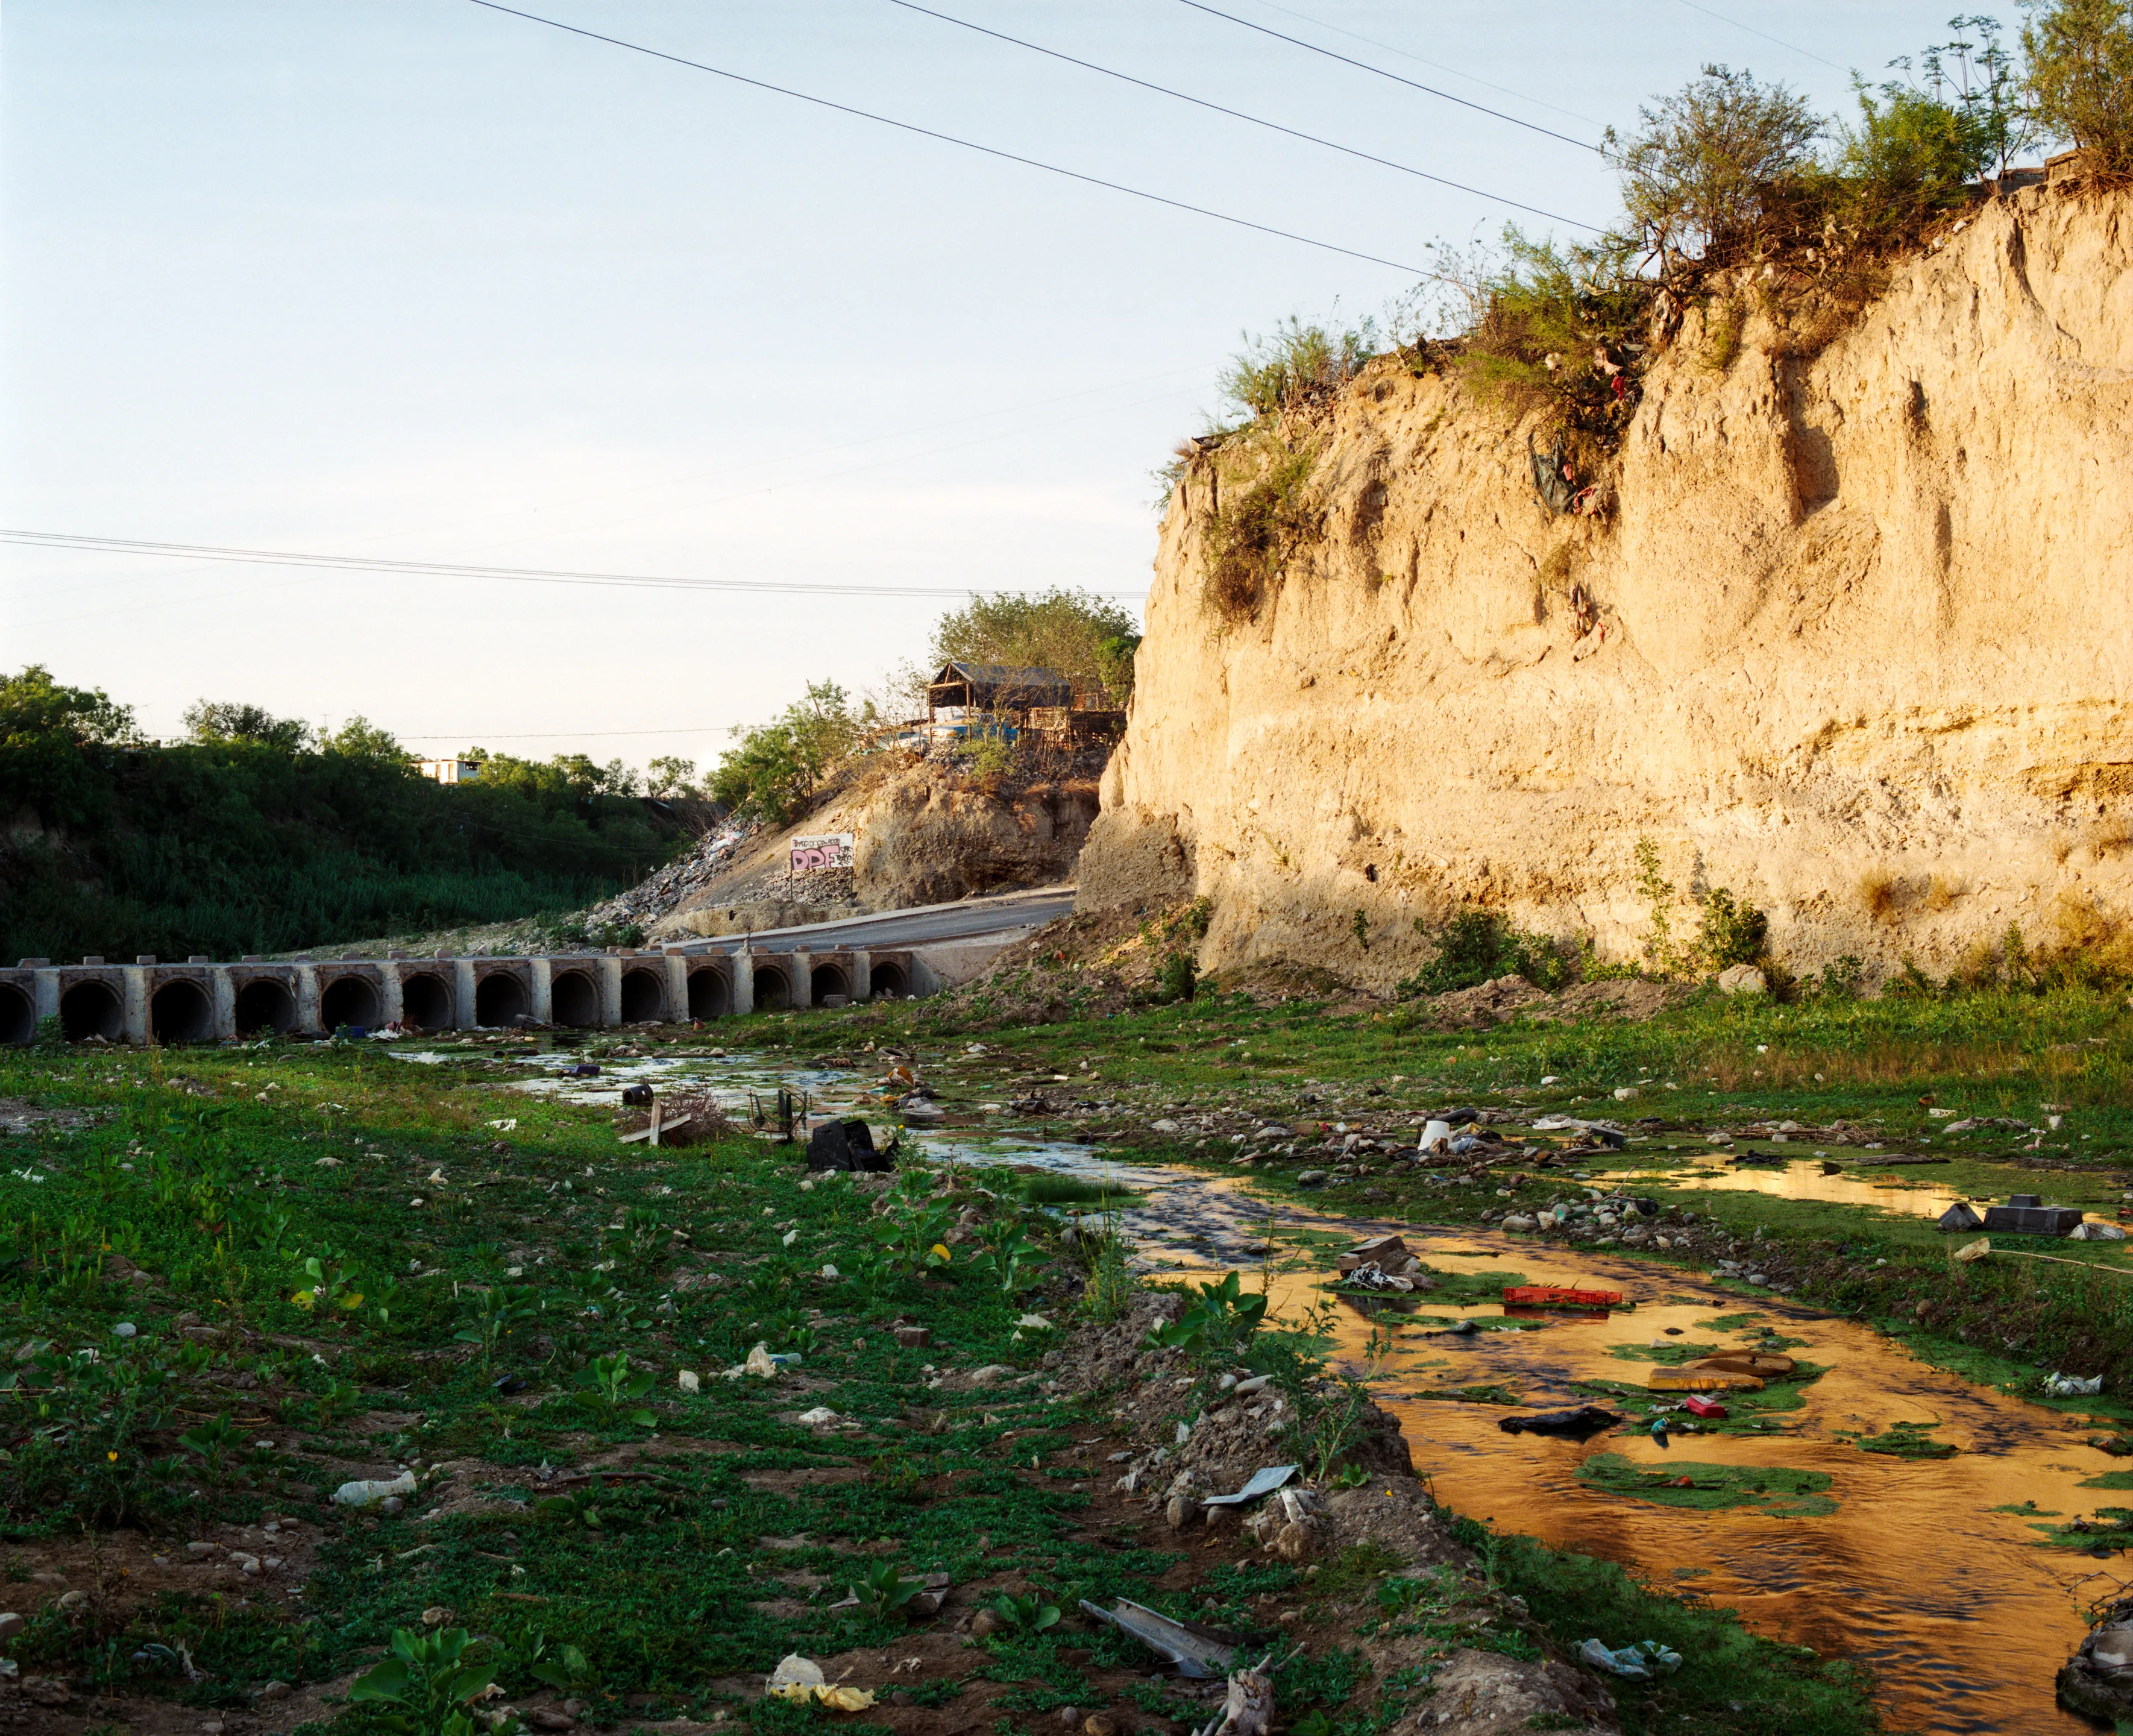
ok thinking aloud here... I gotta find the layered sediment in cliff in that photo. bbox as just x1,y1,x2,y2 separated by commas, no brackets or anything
1083,184,2133,990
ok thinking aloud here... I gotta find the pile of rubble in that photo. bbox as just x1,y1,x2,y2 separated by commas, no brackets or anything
579,822,756,933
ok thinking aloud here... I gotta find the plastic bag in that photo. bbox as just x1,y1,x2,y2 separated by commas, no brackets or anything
1579,1638,1683,1678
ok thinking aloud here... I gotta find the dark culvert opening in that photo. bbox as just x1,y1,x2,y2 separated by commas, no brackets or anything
150,978,213,1044
619,969,664,1022
234,978,297,1036
811,963,849,1005
60,980,123,1042
551,972,598,1028
0,984,34,1045
870,962,909,1000
320,975,382,1033
755,966,790,1011
688,970,730,1017
401,974,452,1030
476,972,528,1027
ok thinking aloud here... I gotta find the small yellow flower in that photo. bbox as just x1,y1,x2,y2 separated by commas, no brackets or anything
929,1243,952,1263
108,1451,118,1462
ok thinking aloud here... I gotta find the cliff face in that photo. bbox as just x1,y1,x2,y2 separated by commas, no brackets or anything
1082,185,2133,989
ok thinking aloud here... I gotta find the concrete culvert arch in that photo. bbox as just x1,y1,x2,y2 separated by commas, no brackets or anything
401,973,452,1031
60,980,122,1042
810,963,849,1005
320,975,382,1033
476,972,528,1027
149,978,213,1044
869,961,908,1000
234,978,297,1036
688,970,729,1018
551,970,598,1028
619,968,665,1022
754,965,790,1011
0,983,34,1046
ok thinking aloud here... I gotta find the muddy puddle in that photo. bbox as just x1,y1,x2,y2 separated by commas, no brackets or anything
394,1045,2116,1731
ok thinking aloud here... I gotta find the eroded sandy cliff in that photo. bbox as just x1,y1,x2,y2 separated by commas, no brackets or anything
1082,184,2133,989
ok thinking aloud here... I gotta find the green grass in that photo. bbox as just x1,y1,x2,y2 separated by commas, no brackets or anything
1574,1453,1838,1517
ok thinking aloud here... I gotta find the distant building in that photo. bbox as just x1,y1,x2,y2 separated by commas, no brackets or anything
415,758,482,784
924,661,1073,719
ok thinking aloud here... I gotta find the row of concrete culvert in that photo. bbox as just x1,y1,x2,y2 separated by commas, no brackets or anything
0,943,933,1046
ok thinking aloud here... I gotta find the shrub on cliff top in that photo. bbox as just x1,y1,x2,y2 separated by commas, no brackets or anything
2023,0,2133,172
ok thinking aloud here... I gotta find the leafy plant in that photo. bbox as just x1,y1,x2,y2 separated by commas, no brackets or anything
347,1626,501,1736
573,1351,655,1428
1149,1270,1268,1360
454,1284,536,1371
176,1410,239,1474
292,1253,362,1316
1401,908,1569,996
988,1590,1061,1634
1697,885,1769,970
849,1561,925,1618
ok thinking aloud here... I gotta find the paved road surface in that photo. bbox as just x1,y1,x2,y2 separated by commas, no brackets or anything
677,887,1075,955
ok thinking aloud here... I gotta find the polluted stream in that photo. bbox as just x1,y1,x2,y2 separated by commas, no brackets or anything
407,1043,2120,1732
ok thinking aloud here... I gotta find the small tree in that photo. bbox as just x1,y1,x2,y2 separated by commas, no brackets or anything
709,681,858,824
2022,0,2133,171
1609,64,1824,268
323,715,405,763
645,755,699,799
181,699,311,752
928,590,1140,704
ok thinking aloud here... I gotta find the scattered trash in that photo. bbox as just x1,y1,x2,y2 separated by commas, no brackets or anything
1503,1285,1623,1309
1682,1395,1728,1420
1938,1202,1985,1233
2048,1373,2106,1398
1648,1370,1764,1393
1338,1234,1409,1273
1201,1465,1299,1508
1195,1661,1275,1736
1497,1406,1618,1440
1419,1120,1453,1153
2072,1222,2128,1241
332,1471,416,1508
1079,1597,1237,1679
678,1370,700,1394
1692,1351,1795,1378
620,1083,654,1107
767,1655,876,1712
1345,1263,1415,1292
1984,1195,2086,1237
794,1406,840,1426
1953,1236,1993,1264
806,1118,894,1174
565,1063,600,1078
1578,1638,1683,1679
1649,1417,1670,1446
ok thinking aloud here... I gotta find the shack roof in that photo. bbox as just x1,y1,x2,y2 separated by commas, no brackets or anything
925,661,1073,711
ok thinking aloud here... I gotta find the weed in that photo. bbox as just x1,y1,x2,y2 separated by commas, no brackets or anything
347,1626,499,1736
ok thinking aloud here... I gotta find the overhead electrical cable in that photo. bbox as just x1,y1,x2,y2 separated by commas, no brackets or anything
1245,0,1607,128
0,529,1146,602
36,376,1208,603
1171,0,1600,151
463,0,1439,273
883,0,1600,231
1667,0,1846,71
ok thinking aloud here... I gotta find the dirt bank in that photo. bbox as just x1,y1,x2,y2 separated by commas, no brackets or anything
1084,182,2133,992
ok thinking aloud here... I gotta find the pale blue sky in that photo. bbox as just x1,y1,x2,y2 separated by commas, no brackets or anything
4,1,1968,768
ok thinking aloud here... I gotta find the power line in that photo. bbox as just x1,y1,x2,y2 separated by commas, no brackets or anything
462,0,1428,274
883,0,1601,233
1667,0,1847,72
0,529,1148,602
1246,0,1607,128
1172,0,1602,152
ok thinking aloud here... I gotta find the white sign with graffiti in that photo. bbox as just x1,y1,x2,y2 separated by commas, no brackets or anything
790,832,854,873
